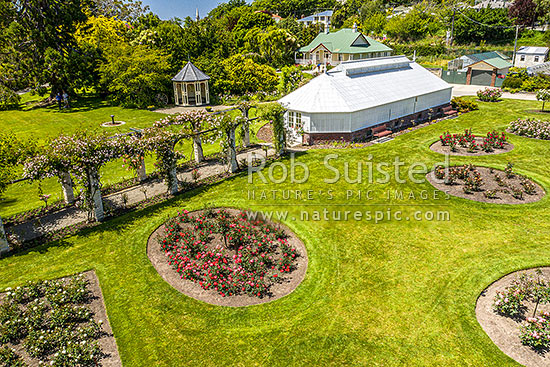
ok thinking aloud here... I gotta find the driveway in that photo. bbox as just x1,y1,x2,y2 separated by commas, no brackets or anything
450,84,537,101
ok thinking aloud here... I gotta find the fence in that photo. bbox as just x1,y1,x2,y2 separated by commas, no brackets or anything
441,70,468,84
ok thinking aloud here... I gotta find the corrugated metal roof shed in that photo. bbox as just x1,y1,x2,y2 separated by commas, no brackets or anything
279,56,452,113
517,46,549,55
468,51,512,70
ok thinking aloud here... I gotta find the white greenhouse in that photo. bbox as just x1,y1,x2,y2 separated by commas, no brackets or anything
279,56,453,144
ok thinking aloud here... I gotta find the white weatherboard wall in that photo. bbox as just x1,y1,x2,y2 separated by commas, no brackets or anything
305,90,451,133
280,56,452,135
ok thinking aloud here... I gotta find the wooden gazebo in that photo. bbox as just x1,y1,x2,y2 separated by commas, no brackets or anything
172,61,210,106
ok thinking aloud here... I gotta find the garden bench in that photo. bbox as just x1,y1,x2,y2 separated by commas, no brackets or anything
372,124,392,138
442,105,457,116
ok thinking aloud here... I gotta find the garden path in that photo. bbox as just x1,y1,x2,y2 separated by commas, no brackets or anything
6,146,275,244
451,84,537,100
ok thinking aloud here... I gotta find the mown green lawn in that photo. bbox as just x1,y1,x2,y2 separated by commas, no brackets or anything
1,99,550,366
0,94,265,217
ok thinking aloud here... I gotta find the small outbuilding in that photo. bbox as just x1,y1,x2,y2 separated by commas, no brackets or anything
279,56,452,144
447,51,512,86
514,46,549,68
172,61,210,106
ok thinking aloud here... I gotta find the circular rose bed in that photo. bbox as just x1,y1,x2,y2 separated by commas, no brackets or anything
508,118,550,140
476,268,550,367
430,129,513,156
147,208,308,307
426,164,545,204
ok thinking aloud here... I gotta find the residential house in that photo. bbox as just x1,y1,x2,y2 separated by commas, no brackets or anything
279,56,452,144
296,26,392,66
297,10,333,27
514,46,549,68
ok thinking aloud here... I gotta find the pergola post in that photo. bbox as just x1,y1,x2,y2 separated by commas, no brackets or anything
169,163,179,195
88,170,104,222
227,127,238,173
0,216,9,254
193,135,204,164
59,172,75,204
137,157,147,182
241,108,250,147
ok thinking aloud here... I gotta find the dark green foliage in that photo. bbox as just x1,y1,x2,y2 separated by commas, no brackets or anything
385,4,441,41
250,0,337,18
0,0,95,95
208,54,278,96
451,97,479,113
99,43,172,108
453,8,515,44
504,68,550,91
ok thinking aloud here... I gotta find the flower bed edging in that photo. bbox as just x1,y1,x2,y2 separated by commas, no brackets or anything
426,165,545,205
476,267,550,367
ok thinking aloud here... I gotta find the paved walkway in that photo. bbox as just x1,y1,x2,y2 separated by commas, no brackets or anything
6,146,275,244
450,84,537,100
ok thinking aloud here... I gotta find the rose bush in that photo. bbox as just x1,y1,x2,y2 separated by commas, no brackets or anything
477,88,503,102
509,118,550,140
0,274,104,366
160,209,299,298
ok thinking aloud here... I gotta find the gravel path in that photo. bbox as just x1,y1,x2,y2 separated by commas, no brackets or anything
6,146,275,244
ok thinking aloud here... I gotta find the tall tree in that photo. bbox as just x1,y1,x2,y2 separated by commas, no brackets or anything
99,43,171,108
453,8,514,44
509,0,540,26
90,0,149,21
1,0,94,95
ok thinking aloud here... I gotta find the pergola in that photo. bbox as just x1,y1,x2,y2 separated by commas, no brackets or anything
172,61,210,106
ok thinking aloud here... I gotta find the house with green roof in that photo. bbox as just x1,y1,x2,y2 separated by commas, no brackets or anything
447,51,513,87
296,26,393,66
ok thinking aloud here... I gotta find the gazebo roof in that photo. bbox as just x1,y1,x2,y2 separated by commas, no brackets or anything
172,61,210,82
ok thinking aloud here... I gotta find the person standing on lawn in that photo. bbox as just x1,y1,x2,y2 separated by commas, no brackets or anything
62,91,70,109
56,92,62,110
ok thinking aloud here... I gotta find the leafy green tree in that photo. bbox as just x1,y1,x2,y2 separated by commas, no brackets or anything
99,43,171,108
536,89,550,111
453,8,514,44
0,0,94,95
208,0,247,19
385,3,441,41
332,0,362,28
90,0,149,20
251,0,337,18
362,13,387,36
214,54,278,95
533,0,550,24
243,26,297,68
233,11,274,34
301,23,324,46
